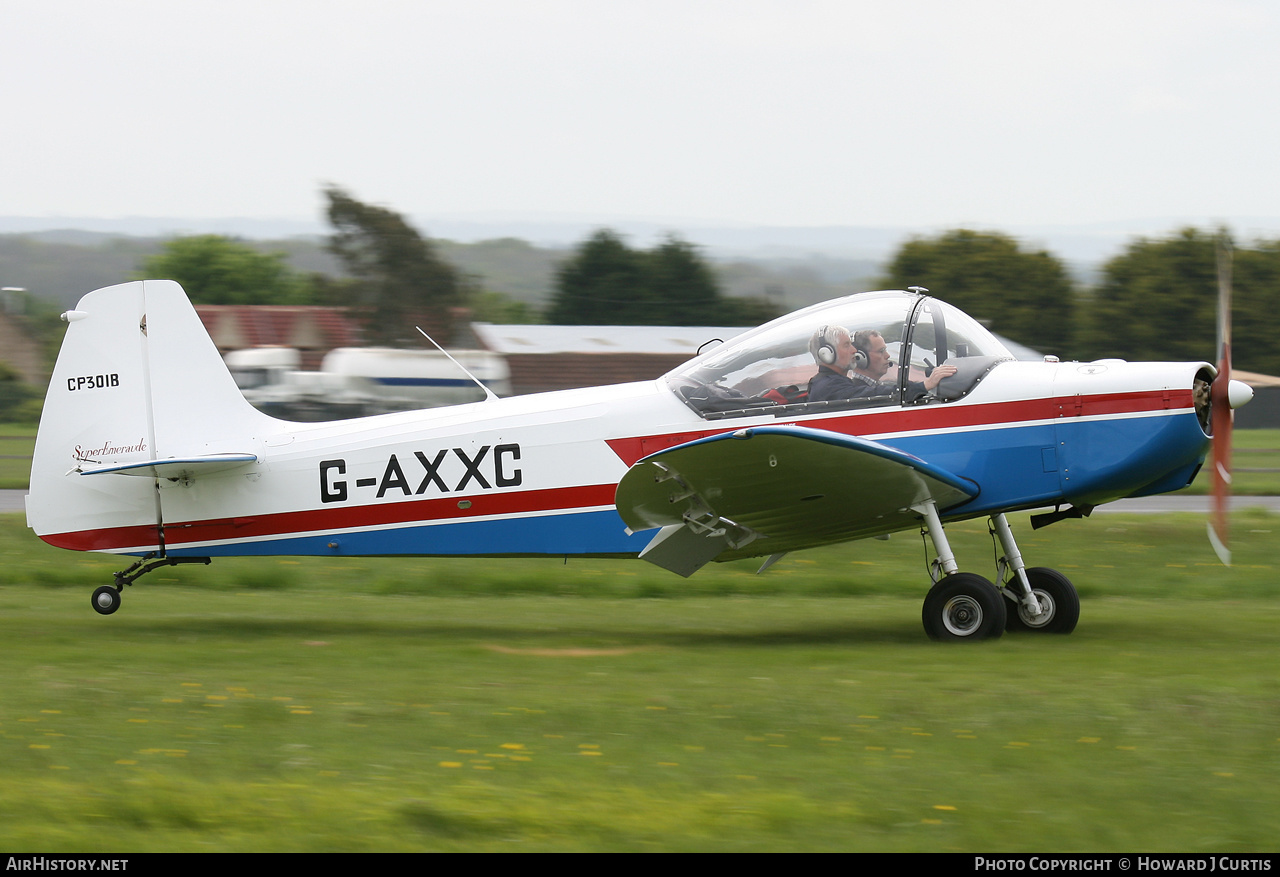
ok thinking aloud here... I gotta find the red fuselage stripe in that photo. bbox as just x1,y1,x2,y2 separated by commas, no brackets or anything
41,483,618,552
604,390,1191,465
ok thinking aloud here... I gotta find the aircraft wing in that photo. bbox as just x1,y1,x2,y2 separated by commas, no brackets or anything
615,425,979,576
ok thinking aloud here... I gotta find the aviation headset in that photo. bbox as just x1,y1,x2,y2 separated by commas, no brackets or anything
812,325,868,370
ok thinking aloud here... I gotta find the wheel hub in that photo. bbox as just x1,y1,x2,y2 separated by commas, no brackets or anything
1017,589,1056,628
942,595,983,636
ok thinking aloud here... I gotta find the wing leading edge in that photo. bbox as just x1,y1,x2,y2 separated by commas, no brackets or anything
615,425,979,576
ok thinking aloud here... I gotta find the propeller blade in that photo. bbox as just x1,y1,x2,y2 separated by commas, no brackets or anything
1208,237,1233,565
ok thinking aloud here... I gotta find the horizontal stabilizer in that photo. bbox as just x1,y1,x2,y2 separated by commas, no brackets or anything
79,453,260,480
616,425,979,574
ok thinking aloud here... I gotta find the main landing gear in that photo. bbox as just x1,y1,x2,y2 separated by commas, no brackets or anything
914,503,1078,641
90,554,212,616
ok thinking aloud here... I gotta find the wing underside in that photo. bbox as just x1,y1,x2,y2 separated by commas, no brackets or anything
615,425,979,576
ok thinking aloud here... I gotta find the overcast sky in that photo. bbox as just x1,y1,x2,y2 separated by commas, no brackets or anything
5,0,1279,240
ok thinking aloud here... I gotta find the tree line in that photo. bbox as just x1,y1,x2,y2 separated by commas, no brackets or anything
879,227,1280,374
136,188,1280,375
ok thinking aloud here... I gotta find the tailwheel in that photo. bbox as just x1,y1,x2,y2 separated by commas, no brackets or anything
88,554,213,615
922,572,1006,641
1006,568,1079,634
91,585,121,616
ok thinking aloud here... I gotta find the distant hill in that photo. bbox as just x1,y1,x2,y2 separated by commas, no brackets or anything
0,229,879,314
19,211,1276,313
0,235,166,307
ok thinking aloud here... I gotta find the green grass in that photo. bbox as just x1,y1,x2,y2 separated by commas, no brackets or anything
1,509,1278,851
1184,428,1280,495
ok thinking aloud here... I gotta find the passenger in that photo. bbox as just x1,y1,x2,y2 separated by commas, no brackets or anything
806,325,883,402
851,329,957,402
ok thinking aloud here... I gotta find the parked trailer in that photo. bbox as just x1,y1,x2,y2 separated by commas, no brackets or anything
225,346,511,420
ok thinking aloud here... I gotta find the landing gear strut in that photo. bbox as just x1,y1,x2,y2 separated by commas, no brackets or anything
89,554,212,616
915,501,1005,641
989,514,1079,634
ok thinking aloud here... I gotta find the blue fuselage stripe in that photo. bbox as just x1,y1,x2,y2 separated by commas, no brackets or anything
163,509,646,558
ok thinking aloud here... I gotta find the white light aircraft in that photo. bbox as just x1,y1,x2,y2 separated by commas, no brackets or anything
25,279,1253,640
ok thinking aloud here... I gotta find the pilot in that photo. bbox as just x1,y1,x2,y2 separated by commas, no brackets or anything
806,325,883,402
851,329,957,402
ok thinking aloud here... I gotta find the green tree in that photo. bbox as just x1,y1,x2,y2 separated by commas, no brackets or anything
548,230,645,324
0,360,41,424
879,229,1076,354
1235,240,1280,375
324,186,469,346
548,229,776,326
469,290,539,324
1083,228,1280,375
137,235,314,305
1083,228,1216,364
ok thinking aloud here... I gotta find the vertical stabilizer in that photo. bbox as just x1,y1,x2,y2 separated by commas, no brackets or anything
27,280,272,552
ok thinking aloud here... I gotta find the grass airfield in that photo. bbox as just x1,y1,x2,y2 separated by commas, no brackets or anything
2,508,1278,852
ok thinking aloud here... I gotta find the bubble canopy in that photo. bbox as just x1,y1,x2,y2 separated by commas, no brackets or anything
665,290,1015,419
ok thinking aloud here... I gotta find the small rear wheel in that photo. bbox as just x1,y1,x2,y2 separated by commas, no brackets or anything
92,585,121,616
922,572,1005,641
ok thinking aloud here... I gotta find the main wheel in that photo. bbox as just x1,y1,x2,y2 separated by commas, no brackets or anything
1005,568,1079,634
91,585,121,616
922,572,1006,641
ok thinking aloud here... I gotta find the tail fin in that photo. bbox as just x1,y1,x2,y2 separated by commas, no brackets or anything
27,280,272,552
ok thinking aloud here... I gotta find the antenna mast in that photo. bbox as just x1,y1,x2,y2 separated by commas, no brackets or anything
415,326,499,402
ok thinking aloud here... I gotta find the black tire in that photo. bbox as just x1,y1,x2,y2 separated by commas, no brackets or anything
91,585,121,616
1005,568,1079,634
922,572,1006,641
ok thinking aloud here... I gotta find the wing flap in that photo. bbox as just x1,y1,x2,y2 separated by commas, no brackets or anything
616,425,978,574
